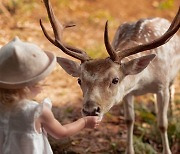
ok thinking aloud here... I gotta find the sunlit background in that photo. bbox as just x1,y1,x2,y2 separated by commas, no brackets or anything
0,0,179,153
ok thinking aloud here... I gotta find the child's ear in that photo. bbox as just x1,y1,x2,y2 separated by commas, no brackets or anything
57,57,81,77
122,54,156,75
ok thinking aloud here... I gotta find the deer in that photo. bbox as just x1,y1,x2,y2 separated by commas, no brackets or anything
40,0,180,153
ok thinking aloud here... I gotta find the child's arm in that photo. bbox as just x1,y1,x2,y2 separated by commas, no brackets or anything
39,105,100,139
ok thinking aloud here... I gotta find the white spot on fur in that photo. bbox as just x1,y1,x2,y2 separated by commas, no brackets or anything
145,37,149,42
147,33,150,37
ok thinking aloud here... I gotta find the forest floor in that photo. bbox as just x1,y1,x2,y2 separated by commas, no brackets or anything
0,0,180,153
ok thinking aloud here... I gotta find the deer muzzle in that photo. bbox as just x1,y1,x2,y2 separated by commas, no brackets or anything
82,100,101,116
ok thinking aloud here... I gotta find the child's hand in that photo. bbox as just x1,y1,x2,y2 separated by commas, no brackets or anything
83,116,101,128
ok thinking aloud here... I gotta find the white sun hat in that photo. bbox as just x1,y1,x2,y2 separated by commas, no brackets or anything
0,37,56,89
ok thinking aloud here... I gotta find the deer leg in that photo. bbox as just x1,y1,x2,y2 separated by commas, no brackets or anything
169,83,175,116
123,94,135,154
156,88,171,154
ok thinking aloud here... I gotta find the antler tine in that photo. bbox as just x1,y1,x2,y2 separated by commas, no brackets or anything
40,0,90,62
104,21,119,61
118,7,180,61
42,0,63,41
168,6,180,30
40,19,89,56
40,19,56,46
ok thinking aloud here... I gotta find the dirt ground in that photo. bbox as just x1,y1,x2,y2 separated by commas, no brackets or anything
0,0,180,153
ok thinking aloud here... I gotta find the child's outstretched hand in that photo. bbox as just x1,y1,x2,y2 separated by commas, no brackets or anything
83,116,101,128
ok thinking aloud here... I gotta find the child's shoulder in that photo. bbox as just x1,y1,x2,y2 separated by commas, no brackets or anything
19,99,39,108
15,98,52,117
13,99,40,117
21,98,52,107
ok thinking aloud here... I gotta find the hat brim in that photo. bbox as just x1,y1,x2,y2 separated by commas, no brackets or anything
0,51,56,89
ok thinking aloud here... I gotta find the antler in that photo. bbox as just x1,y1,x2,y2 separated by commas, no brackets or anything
104,21,119,61
105,7,180,62
40,0,90,62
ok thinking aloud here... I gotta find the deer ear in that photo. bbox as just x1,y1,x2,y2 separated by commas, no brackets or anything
57,57,81,77
122,54,156,75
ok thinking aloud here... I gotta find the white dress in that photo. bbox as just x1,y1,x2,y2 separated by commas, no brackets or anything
0,99,53,154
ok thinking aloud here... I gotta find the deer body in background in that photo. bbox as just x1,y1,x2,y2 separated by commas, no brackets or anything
40,0,180,153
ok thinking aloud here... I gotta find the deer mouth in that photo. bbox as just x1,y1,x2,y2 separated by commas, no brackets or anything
82,108,104,121
82,107,101,116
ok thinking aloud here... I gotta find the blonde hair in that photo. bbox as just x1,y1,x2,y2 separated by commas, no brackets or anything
0,84,41,107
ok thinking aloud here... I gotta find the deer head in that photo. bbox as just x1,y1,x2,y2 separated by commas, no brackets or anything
40,0,180,118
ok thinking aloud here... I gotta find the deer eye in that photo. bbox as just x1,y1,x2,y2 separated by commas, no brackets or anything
77,78,81,85
112,78,119,84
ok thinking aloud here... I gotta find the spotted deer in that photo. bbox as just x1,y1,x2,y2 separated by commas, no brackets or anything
40,0,180,153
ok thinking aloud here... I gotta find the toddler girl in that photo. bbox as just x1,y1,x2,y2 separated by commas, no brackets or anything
0,37,100,154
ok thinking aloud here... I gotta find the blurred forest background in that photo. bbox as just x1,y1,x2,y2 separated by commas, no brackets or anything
0,0,180,153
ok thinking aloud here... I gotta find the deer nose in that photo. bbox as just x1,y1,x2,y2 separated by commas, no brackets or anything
82,101,101,116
